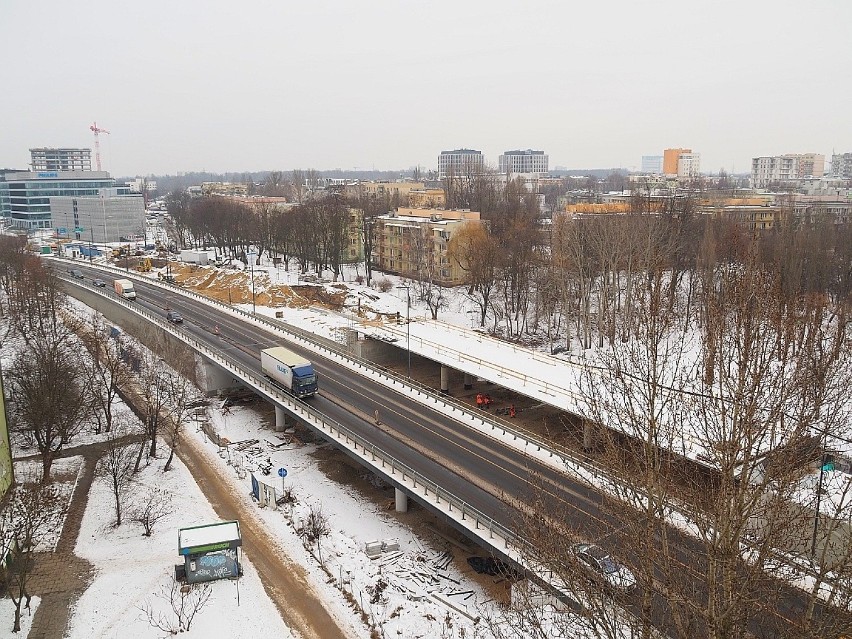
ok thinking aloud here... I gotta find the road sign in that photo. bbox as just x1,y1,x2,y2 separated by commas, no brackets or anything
75,227,85,233
278,467,288,478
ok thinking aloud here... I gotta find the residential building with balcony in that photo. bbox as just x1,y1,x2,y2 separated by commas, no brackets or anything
751,153,826,188
831,153,852,179
371,207,483,285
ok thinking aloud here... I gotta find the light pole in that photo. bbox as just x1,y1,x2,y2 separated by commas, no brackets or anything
248,250,257,314
396,285,410,378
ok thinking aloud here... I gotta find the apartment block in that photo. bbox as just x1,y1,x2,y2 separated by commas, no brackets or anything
498,149,548,174
663,148,691,175
751,153,825,188
831,153,852,179
372,208,483,285
437,149,484,180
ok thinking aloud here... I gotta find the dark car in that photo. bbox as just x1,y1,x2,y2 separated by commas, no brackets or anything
69,268,84,279
166,310,183,324
573,543,636,591
92,278,106,287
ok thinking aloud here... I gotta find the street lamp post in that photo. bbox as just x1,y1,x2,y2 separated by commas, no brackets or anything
397,285,411,378
248,251,257,314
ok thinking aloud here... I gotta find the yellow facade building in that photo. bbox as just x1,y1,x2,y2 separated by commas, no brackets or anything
372,208,482,285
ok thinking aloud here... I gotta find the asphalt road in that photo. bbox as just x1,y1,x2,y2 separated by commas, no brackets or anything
59,265,848,638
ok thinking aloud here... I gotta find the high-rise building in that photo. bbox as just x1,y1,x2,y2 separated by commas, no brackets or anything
498,149,548,174
831,152,852,179
663,148,691,175
677,153,701,179
0,170,117,230
751,153,825,188
437,149,484,179
641,156,663,174
30,147,92,172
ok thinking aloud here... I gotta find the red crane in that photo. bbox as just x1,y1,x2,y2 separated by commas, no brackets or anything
89,122,110,171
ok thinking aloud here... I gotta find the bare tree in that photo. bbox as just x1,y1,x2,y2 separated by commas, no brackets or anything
80,314,132,433
6,330,94,482
131,487,175,537
140,579,212,635
0,473,69,633
96,422,139,527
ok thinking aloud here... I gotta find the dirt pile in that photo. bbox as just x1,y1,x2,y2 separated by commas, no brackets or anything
166,264,350,311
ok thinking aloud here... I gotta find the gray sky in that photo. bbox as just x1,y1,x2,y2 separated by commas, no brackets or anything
2,0,849,177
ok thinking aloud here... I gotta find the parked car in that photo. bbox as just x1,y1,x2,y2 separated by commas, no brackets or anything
166,310,183,324
92,278,106,287
573,543,636,591
69,268,84,279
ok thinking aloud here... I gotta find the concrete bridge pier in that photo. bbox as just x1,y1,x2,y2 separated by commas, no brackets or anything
463,372,473,390
198,356,241,397
274,405,297,432
440,365,449,394
395,488,408,512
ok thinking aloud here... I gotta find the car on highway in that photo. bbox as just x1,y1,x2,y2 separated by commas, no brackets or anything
68,268,84,279
92,278,106,287
166,310,183,324
573,543,636,592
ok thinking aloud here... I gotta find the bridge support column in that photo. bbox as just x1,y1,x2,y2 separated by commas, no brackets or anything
463,372,473,390
440,365,449,394
199,356,240,397
395,488,408,513
582,419,595,451
274,406,287,432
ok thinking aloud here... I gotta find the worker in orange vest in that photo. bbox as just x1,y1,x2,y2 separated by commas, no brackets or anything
476,393,483,410
509,404,516,418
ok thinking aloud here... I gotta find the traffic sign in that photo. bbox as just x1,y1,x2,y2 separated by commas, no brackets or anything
278,467,288,478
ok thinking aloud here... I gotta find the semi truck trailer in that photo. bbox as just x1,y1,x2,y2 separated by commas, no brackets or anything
113,278,137,300
260,346,318,398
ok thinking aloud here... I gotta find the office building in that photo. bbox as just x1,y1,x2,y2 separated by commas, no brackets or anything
437,149,484,180
641,156,663,174
0,170,117,231
498,149,548,175
663,148,691,175
50,188,145,243
751,153,826,188
30,147,92,172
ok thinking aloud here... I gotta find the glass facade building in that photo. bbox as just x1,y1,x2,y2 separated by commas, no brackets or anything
0,171,118,231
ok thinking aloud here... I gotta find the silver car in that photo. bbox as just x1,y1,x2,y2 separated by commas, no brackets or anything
573,543,637,591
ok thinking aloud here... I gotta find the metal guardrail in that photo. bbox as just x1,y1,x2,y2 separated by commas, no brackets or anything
51,259,666,633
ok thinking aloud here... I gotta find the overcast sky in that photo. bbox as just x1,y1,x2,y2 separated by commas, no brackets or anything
2,0,849,177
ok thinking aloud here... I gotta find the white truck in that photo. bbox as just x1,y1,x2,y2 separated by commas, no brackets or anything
113,278,137,300
260,346,318,398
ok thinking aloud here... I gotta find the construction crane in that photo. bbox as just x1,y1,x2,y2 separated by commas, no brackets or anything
89,122,110,171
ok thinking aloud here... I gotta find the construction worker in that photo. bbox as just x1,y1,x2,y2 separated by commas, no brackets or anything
483,394,492,410
509,404,516,418
476,393,483,410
